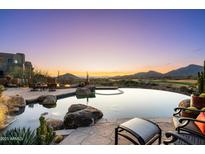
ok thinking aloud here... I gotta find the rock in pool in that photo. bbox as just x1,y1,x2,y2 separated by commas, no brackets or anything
46,118,64,130
64,104,103,129
38,95,57,105
76,87,95,98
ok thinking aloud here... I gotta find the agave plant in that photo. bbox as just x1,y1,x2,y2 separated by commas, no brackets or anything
0,127,38,145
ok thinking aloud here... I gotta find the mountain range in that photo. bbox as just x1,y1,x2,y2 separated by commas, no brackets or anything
112,64,203,79
57,64,203,80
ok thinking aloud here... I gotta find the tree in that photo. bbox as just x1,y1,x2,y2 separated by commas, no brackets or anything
31,69,49,84
9,67,24,79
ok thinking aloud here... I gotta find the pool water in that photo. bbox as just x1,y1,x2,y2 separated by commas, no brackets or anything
5,88,190,130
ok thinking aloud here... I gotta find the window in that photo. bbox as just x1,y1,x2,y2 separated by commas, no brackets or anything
8,59,13,64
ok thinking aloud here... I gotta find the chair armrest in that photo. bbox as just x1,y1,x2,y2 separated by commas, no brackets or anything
179,117,205,124
173,107,205,116
175,107,205,113
173,108,183,116
163,131,193,145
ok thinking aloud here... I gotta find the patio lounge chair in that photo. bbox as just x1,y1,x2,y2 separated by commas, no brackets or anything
172,107,205,138
163,131,205,145
163,107,205,145
115,107,205,145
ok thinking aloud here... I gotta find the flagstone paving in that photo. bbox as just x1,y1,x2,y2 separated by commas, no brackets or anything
60,118,174,145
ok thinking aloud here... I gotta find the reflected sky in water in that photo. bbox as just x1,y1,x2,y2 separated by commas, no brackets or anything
6,88,190,130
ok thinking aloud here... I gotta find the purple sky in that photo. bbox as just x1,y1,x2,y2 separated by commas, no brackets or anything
0,10,205,76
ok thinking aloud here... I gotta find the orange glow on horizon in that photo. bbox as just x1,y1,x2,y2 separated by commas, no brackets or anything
37,65,180,77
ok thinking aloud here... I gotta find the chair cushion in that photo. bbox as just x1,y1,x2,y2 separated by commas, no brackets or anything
120,118,161,144
195,112,205,135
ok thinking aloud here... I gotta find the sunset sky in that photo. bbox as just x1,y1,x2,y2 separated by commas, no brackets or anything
0,10,205,77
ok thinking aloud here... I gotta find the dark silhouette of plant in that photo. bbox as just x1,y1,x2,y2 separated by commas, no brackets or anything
197,60,205,94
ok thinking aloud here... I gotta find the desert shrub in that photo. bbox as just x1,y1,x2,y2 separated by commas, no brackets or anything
184,106,198,113
0,128,38,145
0,116,55,145
31,69,49,84
117,80,139,87
200,93,205,98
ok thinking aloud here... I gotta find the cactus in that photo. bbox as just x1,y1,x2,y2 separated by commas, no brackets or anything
198,72,204,94
197,60,205,94
36,116,54,145
204,60,205,92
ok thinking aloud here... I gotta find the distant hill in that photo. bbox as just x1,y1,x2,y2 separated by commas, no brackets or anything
112,71,163,79
112,64,203,79
57,73,79,80
131,71,163,78
164,64,203,78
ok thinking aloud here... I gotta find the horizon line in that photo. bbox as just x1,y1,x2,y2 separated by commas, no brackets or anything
46,63,202,77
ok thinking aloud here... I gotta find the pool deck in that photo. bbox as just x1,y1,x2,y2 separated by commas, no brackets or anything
3,87,76,103
59,117,174,145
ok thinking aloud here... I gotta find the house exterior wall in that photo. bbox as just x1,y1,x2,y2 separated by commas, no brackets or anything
0,52,33,78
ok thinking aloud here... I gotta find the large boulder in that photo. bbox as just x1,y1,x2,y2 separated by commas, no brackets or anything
76,87,95,99
38,95,57,105
76,88,92,96
64,104,103,129
43,104,57,109
85,85,96,92
46,118,64,130
8,95,26,108
9,106,25,116
68,104,87,112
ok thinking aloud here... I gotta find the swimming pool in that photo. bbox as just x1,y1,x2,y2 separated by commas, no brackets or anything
5,88,190,130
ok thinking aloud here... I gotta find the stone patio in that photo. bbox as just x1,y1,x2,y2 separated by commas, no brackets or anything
59,118,174,145
3,87,76,101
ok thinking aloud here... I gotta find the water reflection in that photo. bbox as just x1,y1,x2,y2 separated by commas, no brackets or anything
5,88,190,131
